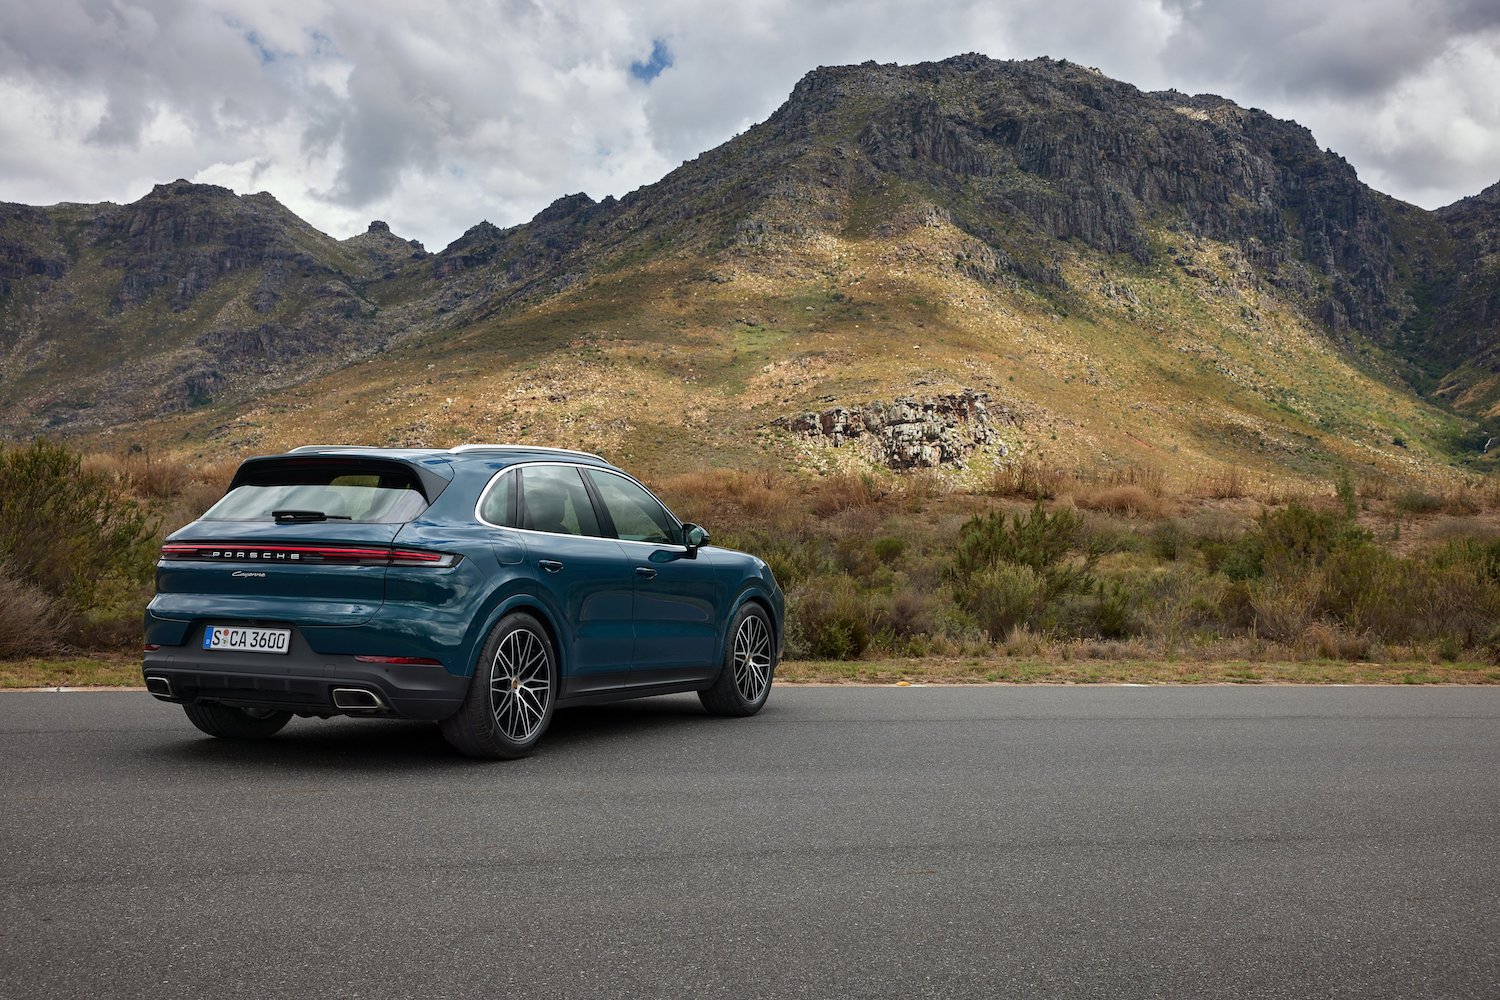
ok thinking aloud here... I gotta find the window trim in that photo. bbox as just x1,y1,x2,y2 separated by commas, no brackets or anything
582,468,684,546
474,462,686,547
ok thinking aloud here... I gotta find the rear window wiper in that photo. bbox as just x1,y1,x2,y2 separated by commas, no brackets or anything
272,509,353,522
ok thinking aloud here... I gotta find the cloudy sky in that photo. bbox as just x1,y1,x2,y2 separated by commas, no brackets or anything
2,0,1498,251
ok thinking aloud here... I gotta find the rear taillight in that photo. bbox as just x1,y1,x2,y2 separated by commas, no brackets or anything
159,544,458,567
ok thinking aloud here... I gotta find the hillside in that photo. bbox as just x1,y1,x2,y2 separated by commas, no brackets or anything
1,54,1496,482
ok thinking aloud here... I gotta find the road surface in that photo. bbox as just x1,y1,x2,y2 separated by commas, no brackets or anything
1,686,1497,998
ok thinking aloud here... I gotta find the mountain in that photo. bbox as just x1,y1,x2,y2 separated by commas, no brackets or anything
1,54,1496,480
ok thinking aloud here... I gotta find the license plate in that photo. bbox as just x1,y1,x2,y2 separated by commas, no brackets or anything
202,626,291,655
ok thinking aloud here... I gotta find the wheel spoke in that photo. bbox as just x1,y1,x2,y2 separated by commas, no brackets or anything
732,614,772,701
488,626,552,743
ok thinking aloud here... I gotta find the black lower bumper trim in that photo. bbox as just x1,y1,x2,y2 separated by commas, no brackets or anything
143,649,470,720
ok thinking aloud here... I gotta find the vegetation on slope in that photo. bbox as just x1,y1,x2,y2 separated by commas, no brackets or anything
3,442,1496,677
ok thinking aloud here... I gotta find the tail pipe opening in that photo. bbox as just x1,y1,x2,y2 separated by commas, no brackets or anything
331,687,390,712
145,675,173,698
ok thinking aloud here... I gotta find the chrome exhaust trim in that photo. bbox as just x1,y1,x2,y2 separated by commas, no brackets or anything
331,687,388,712
144,675,173,698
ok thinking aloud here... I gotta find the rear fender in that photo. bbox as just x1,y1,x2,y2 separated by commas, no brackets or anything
459,587,568,681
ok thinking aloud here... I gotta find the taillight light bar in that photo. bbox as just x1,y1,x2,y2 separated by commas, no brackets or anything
159,543,459,567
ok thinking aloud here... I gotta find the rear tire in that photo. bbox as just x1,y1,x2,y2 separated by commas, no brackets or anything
699,603,775,717
440,612,558,760
182,703,292,739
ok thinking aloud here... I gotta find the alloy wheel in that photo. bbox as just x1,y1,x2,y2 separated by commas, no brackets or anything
732,613,773,702
488,627,551,743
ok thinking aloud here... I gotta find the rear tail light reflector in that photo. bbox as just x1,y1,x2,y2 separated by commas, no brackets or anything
159,544,457,567
354,655,443,666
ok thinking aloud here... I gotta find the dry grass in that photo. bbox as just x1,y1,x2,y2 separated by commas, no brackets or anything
0,653,140,689
777,656,1500,685
1199,465,1247,500
0,566,57,659
5,652,1495,689
656,468,800,526
986,459,1071,500
809,470,887,516
1073,484,1173,518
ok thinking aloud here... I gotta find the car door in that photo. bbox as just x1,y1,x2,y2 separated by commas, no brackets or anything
502,464,635,695
583,469,724,686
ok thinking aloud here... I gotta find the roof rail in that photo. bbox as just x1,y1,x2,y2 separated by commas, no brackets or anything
449,443,606,462
286,445,360,454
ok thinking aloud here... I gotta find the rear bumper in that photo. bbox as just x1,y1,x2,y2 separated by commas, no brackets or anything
142,645,470,720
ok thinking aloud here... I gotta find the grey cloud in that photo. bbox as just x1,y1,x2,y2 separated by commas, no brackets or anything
1161,0,1500,100
1,0,1497,249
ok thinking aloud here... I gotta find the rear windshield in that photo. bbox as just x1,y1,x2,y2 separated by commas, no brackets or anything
202,460,431,524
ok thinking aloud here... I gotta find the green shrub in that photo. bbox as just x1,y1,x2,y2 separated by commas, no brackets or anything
1148,521,1186,561
1334,468,1357,520
1247,573,1320,642
786,575,874,660
1224,503,1369,580
959,563,1044,639
1092,580,1140,639
951,502,1093,597
1318,544,1408,638
1395,490,1443,515
873,536,906,564
0,440,158,645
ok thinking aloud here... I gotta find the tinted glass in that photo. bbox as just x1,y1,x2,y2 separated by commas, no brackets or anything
202,463,428,523
478,470,518,527
520,465,601,536
587,470,677,544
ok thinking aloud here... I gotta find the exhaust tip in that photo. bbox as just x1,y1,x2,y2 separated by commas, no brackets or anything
331,687,388,712
145,675,173,698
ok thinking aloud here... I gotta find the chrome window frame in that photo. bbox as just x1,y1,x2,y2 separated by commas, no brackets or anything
473,462,686,547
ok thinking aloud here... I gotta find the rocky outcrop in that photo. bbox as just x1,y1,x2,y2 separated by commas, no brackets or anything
775,390,1012,469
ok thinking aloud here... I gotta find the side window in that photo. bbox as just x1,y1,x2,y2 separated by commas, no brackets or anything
478,470,517,527
519,466,601,537
586,471,678,544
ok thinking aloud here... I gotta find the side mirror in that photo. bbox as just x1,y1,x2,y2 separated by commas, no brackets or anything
682,523,709,557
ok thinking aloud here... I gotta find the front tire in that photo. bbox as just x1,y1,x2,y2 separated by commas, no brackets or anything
182,703,292,739
699,603,776,717
440,612,558,759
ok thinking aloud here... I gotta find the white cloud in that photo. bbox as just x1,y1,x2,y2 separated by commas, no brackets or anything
1,0,1496,250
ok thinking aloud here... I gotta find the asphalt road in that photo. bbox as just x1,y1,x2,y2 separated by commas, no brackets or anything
1,686,1497,999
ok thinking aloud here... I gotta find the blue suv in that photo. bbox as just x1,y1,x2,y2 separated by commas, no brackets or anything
143,445,784,758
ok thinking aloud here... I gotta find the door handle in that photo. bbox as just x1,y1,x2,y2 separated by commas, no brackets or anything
635,567,657,579
539,560,564,573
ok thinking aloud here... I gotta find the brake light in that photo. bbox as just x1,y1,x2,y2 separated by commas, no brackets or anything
159,544,458,567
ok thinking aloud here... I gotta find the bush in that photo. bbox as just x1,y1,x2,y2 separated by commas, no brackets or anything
1223,503,1367,581
1395,490,1443,516
1148,521,1186,561
786,575,874,660
873,536,906,564
0,441,158,640
948,502,1099,640
1315,545,1402,637
959,563,1044,639
0,564,58,658
1248,573,1320,642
